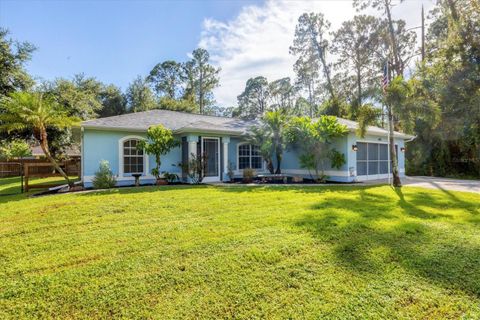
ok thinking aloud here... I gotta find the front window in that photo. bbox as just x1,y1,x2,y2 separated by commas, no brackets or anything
123,139,144,174
238,144,263,170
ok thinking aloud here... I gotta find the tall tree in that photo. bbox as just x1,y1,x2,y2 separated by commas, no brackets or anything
353,0,417,187
187,48,220,114
331,15,382,111
408,0,480,178
98,85,127,117
46,74,104,120
293,56,320,117
0,92,79,187
268,77,296,113
126,76,156,112
0,29,36,97
147,60,184,99
290,13,336,103
236,76,270,119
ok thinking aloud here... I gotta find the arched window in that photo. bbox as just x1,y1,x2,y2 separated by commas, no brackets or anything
123,139,144,174
238,144,263,170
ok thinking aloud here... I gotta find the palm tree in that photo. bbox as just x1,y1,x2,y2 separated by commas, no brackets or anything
247,126,275,174
262,111,288,174
0,92,80,188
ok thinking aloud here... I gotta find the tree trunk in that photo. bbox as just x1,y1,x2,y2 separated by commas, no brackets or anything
38,127,73,188
308,82,314,117
156,154,161,179
266,158,275,174
317,45,336,100
199,70,204,114
275,152,282,174
308,23,336,101
385,0,403,76
388,108,402,187
356,64,362,109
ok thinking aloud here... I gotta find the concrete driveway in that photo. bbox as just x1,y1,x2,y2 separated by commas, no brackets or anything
401,176,480,194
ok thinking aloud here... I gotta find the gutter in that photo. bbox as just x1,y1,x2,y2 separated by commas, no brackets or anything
81,124,247,137
81,125,148,133
173,127,245,136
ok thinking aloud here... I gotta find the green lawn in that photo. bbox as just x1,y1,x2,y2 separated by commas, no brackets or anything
0,176,79,196
0,181,479,319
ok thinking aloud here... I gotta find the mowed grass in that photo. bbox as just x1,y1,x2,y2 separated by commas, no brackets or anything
0,182,479,319
0,176,79,196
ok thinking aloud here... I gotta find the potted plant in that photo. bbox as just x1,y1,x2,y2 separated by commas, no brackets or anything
138,124,179,186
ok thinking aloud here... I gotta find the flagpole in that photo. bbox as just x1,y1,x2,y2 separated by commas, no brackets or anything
384,59,391,186
387,109,391,186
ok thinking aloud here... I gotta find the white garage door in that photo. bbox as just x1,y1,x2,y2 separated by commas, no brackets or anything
356,142,395,180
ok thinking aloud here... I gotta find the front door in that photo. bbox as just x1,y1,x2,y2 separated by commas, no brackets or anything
202,137,220,182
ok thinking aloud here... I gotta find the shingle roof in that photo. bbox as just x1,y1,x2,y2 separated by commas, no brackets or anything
82,109,256,135
335,117,414,139
82,109,414,139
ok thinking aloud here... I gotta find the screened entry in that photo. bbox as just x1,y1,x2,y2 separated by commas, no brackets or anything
356,142,396,179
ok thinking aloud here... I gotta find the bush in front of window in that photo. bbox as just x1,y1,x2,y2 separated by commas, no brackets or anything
92,160,117,189
242,168,256,183
179,152,208,184
137,125,180,181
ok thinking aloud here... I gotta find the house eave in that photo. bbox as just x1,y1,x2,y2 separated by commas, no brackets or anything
349,128,414,140
82,125,148,133
81,124,247,137
173,128,246,136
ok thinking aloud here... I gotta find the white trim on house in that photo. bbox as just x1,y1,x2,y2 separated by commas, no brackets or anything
118,135,149,178
236,142,265,172
201,136,221,183
83,125,147,132
281,169,350,177
83,175,156,183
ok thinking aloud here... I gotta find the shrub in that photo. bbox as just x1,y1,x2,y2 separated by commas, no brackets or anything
162,171,179,183
243,168,256,183
179,152,208,184
137,125,179,180
92,160,117,189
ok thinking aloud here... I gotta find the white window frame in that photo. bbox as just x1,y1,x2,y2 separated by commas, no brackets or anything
236,143,264,171
118,135,148,178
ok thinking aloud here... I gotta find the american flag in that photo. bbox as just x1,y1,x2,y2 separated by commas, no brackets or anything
382,62,389,93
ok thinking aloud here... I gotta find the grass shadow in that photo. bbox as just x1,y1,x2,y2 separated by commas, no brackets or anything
296,187,480,298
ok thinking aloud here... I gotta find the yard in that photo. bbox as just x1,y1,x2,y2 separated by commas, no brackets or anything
0,180,479,319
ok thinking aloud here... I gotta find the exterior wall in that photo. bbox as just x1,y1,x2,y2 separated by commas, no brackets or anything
82,127,408,186
348,133,406,182
82,129,181,188
227,135,352,182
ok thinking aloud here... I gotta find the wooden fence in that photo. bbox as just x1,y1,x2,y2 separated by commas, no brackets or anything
0,158,80,178
23,160,81,192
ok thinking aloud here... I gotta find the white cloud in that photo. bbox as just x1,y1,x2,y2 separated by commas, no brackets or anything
199,0,435,108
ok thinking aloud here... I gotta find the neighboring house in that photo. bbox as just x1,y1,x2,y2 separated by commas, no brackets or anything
30,145,81,160
81,109,414,187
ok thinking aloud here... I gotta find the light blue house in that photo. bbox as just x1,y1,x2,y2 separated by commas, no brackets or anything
80,110,413,188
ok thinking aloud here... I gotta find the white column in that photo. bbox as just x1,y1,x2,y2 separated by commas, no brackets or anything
222,137,230,181
187,135,198,161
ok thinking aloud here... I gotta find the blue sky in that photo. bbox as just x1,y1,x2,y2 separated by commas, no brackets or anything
0,0,260,89
1,0,434,107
